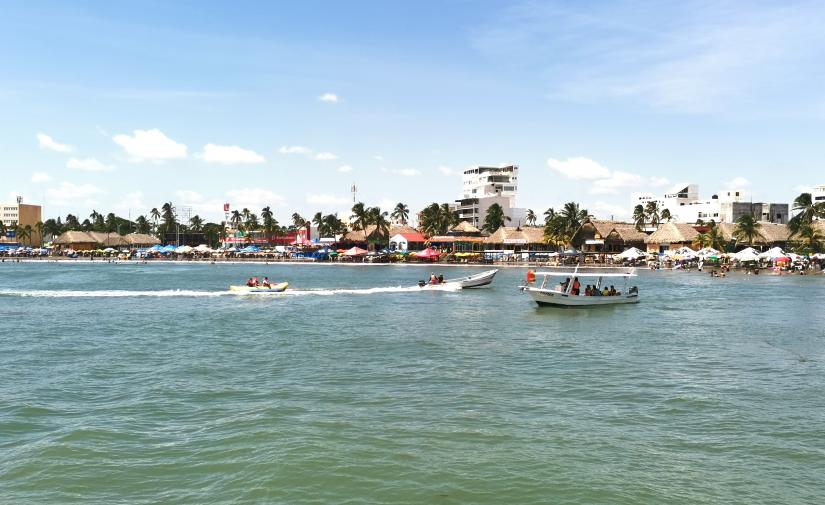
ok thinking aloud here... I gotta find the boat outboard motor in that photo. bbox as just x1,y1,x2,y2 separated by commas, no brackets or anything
418,280,426,287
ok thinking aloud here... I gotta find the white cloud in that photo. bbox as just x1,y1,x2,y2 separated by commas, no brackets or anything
379,198,397,211
31,172,52,183
226,188,285,210
36,133,73,152
113,128,187,161
592,201,628,219
337,165,353,173
118,191,145,210
590,171,644,194
278,145,337,161
725,176,750,188
66,157,114,172
200,143,265,164
175,190,205,203
547,157,611,180
318,92,339,103
278,145,312,155
314,152,338,161
307,193,351,206
45,181,103,204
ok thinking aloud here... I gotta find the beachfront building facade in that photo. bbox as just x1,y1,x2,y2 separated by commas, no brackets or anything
813,184,825,204
1,196,43,246
455,165,527,228
644,223,701,254
388,231,426,251
483,226,552,254
632,184,788,224
571,220,648,254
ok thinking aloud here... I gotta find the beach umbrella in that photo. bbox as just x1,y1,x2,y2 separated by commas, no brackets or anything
758,247,786,260
733,247,760,262
175,245,194,254
414,247,441,259
343,246,368,256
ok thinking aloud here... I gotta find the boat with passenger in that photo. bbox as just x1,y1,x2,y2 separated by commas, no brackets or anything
417,269,498,289
520,266,638,307
229,282,289,293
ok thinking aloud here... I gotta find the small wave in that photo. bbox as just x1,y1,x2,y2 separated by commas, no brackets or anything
0,284,462,298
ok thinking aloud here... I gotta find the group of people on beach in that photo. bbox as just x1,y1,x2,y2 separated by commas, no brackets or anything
245,276,271,288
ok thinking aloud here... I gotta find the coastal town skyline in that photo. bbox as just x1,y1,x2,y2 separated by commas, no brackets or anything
3,1,825,222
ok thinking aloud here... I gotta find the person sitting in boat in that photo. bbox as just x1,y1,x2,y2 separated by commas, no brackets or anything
609,285,617,296
571,277,581,296
584,285,592,296
602,286,610,296
262,277,271,288
592,286,602,296
561,277,570,292
438,274,444,284
430,273,439,285
246,277,255,287
252,276,259,286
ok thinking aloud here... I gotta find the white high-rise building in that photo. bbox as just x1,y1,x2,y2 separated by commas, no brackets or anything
812,184,825,204
455,165,526,228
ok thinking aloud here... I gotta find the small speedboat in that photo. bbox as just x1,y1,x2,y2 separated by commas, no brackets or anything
229,282,289,293
416,269,498,289
520,267,638,307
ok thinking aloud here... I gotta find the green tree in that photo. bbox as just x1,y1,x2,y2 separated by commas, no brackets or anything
350,202,368,232
793,223,824,253
789,192,825,236
189,215,204,233
733,214,762,247
391,202,409,225
644,201,660,229
660,208,672,223
135,215,151,234
525,209,537,226
632,204,646,230
482,203,510,234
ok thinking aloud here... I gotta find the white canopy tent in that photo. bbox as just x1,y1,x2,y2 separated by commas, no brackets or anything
758,247,786,260
733,247,760,262
696,247,721,258
615,247,646,259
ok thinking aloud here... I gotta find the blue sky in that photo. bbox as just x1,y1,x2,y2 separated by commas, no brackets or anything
2,0,824,224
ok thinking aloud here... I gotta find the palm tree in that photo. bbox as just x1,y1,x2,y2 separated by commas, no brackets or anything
482,203,510,233
244,213,259,232
525,209,537,226
440,203,458,232
260,206,278,238
350,202,368,232
391,202,409,225
291,212,307,229
368,207,391,248
543,207,556,224
660,208,672,223
706,221,728,252
150,207,160,233
230,210,242,229
35,221,44,245
189,215,204,233
793,223,824,253
312,212,324,235
733,214,762,247
65,214,81,231
789,192,825,236
693,232,711,249
0,220,7,238
644,201,660,229
135,215,150,234
632,204,645,230
15,224,32,246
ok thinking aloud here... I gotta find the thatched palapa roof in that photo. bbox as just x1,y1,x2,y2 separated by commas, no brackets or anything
484,226,545,245
645,223,699,244
124,233,161,246
53,231,97,245
450,221,480,234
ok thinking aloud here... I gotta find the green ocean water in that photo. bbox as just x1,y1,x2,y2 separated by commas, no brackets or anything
1,262,823,504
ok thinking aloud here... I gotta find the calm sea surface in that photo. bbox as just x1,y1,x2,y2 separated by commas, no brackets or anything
1,261,824,504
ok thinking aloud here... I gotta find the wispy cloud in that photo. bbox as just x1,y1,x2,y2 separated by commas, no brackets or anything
337,165,353,173
31,172,52,183
381,167,421,177
36,133,73,152
200,143,265,164
67,157,114,172
549,155,665,195
314,152,338,161
45,181,104,204
278,145,338,161
318,92,339,103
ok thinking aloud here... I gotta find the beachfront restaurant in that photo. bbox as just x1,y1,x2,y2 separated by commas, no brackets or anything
644,223,701,254
52,231,99,251
388,231,426,251
571,220,648,255
482,226,552,260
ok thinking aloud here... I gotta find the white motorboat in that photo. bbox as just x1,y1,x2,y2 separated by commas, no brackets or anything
417,269,498,289
520,267,638,307
229,282,289,293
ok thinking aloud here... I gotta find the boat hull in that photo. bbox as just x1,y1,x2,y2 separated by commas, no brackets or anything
229,282,289,293
523,287,638,307
448,269,498,288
